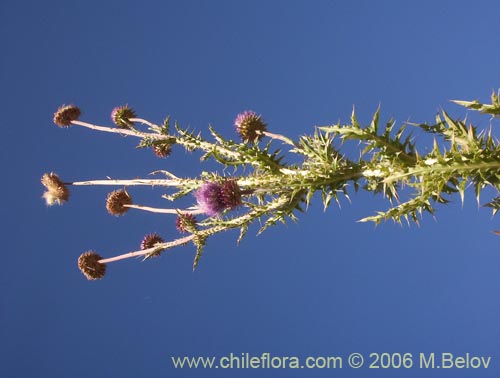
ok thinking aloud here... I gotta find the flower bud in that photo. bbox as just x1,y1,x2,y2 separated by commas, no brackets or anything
111,105,136,128
141,233,165,257
176,213,197,233
141,233,164,250
53,105,81,127
141,233,164,257
153,143,172,158
78,251,106,280
106,189,132,216
234,110,267,142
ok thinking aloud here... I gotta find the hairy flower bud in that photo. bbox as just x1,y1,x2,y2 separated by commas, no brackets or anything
234,110,267,142
195,179,242,216
78,251,106,280
41,172,70,206
111,105,136,128
106,189,132,216
54,105,81,127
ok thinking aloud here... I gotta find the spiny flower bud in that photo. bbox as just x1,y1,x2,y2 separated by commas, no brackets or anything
78,251,106,280
106,189,132,216
234,110,267,142
153,143,172,158
195,179,242,216
176,213,198,233
54,105,81,127
111,105,136,128
141,233,164,257
41,172,70,206
141,233,164,249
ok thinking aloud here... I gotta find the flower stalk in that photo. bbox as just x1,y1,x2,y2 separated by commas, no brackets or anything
98,234,195,264
123,204,204,215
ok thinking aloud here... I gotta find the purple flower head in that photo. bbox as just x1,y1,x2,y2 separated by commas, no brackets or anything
195,182,225,216
234,110,267,142
195,179,242,216
234,110,256,127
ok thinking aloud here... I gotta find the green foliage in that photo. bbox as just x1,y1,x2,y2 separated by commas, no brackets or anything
452,90,500,116
161,93,500,264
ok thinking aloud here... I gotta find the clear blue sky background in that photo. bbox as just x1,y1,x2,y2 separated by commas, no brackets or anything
2,1,500,377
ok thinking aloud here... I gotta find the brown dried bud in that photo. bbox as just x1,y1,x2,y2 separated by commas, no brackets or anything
106,189,132,216
78,251,106,280
41,172,70,206
54,105,81,127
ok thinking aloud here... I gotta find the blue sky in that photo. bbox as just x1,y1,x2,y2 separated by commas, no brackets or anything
2,1,500,377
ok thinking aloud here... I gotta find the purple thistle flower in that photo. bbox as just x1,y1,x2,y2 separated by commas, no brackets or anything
234,110,267,142
195,180,242,216
234,110,255,127
195,182,225,216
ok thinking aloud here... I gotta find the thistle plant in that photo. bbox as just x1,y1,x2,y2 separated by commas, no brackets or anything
44,92,500,280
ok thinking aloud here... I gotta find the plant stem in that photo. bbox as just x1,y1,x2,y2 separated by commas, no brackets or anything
71,120,162,139
124,204,204,215
128,117,160,129
260,131,297,146
98,234,195,263
66,178,186,187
